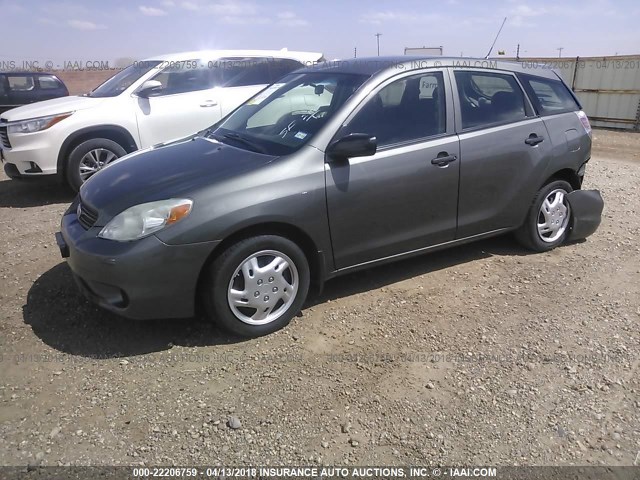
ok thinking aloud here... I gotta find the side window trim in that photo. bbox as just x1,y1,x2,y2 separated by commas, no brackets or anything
449,68,536,133
514,75,536,117
334,68,454,151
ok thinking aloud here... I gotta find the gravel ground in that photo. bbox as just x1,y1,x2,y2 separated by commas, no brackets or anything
0,129,638,467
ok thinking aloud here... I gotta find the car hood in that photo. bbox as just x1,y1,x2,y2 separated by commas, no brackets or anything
0,96,104,121
80,136,277,219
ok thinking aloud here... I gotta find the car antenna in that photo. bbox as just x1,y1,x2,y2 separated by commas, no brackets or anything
484,17,507,59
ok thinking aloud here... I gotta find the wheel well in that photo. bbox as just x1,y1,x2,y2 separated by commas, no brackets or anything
57,126,138,178
194,222,325,311
545,168,582,190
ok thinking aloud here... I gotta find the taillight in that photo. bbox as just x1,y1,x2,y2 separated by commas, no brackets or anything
576,110,592,138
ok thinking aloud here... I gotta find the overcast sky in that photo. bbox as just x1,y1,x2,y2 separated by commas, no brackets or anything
2,0,639,64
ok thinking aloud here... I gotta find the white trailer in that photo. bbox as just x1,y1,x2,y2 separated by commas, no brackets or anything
404,46,443,56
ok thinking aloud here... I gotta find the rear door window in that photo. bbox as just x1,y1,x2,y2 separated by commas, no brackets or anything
7,75,35,91
518,74,580,115
454,71,527,129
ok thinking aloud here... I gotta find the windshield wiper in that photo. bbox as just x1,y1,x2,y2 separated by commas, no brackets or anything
220,132,267,154
199,127,215,138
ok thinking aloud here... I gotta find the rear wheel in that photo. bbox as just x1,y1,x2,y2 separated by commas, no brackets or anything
66,138,126,191
515,180,573,252
204,235,310,337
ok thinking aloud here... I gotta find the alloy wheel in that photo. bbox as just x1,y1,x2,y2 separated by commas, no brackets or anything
79,148,118,181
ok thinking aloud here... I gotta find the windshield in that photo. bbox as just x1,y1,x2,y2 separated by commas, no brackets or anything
207,72,369,156
88,61,161,98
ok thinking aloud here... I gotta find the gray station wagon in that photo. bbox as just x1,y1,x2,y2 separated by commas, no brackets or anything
56,56,603,337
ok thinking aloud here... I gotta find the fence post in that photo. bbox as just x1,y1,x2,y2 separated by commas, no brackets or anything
571,56,580,90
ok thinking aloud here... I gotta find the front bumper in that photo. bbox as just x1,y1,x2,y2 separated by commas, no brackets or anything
58,212,220,320
1,131,60,176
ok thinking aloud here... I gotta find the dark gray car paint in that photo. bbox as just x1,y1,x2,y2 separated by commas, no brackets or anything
60,56,600,320
79,137,278,223
326,135,461,268
566,190,604,242
324,68,460,268
60,212,219,318
153,142,334,256
536,111,591,184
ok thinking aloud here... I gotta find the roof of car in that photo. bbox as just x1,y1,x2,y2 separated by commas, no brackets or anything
145,49,323,64
297,56,561,80
0,72,60,76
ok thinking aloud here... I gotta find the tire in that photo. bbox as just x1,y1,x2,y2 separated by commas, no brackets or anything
515,180,573,252
204,235,310,337
65,138,127,192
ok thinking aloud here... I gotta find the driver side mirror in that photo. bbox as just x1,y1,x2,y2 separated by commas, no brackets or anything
326,133,377,160
137,80,163,98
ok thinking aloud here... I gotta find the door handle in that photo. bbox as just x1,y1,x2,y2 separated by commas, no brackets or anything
200,101,218,108
431,153,457,167
525,134,544,146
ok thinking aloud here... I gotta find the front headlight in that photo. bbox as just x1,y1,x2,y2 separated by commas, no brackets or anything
7,112,74,134
98,199,193,242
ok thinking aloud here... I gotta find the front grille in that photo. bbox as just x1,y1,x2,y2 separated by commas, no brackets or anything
0,126,10,149
77,201,99,230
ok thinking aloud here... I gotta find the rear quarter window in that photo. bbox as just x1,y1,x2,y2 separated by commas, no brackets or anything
518,74,580,115
38,75,63,90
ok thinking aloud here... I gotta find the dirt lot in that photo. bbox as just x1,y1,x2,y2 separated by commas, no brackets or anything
0,129,639,468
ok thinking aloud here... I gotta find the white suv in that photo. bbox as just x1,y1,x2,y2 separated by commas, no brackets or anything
0,49,322,190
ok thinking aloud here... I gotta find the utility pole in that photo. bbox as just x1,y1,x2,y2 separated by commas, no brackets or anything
516,43,520,60
557,47,564,57
375,33,382,56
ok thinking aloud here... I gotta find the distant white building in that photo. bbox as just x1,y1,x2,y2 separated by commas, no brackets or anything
404,46,443,56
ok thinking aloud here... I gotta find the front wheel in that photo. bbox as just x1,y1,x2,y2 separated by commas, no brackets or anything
204,235,310,337
66,138,126,191
515,180,573,252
